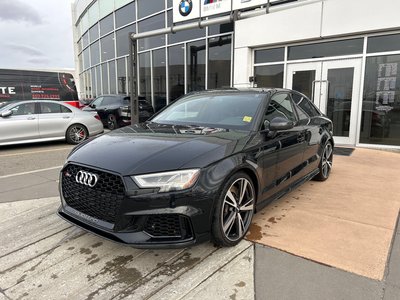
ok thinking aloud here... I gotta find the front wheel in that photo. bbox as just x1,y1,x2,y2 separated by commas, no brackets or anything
66,124,88,145
212,172,255,247
314,141,333,181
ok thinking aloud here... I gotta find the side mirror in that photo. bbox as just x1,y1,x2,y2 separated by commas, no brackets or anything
1,110,12,118
90,104,96,109
269,117,295,131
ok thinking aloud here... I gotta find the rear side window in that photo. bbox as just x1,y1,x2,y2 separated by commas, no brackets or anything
292,92,320,117
102,96,119,105
40,102,70,114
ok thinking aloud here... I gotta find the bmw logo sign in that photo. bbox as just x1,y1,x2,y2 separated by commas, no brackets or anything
179,0,193,17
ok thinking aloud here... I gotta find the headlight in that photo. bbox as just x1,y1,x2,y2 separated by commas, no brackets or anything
132,169,200,192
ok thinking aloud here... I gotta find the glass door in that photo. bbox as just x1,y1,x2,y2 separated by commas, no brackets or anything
286,59,362,145
320,59,362,145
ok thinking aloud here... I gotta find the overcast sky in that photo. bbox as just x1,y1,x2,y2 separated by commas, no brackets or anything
0,0,75,70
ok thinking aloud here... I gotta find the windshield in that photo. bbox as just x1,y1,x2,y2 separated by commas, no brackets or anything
151,93,264,130
0,101,19,110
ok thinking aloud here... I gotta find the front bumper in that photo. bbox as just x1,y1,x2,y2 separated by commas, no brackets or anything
58,163,215,248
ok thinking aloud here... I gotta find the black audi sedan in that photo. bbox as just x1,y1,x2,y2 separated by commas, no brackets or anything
58,89,334,248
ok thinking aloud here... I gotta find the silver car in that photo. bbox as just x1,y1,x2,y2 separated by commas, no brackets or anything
0,100,104,146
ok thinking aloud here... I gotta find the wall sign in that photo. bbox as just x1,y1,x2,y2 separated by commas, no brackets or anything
173,0,201,23
173,0,285,23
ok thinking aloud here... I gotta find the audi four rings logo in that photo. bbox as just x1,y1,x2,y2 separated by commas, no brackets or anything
179,0,192,17
75,171,99,187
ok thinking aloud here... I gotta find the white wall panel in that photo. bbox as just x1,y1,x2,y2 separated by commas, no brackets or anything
235,1,323,49
233,47,252,87
322,0,400,37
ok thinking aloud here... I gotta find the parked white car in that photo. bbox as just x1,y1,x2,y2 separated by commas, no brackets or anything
0,100,104,146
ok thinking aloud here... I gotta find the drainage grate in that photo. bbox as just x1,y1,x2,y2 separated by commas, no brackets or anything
333,147,355,156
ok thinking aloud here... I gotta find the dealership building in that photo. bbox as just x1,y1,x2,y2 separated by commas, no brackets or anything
72,0,400,148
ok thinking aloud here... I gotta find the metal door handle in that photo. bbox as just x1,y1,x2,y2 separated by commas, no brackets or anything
27,117,36,120
63,116,71,119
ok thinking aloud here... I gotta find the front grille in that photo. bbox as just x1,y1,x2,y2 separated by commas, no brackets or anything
144,215,192,239
62,164,125,224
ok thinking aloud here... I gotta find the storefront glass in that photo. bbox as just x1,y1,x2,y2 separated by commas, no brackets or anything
360,54,400,146
254,65,284,88
208,35,232,89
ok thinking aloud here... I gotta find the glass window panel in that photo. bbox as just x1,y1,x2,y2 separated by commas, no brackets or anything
78,54,83,73
167,0,172,8
82,31,89,48
102,63,109,94
254,65,284,88
137,0,164,19
138,13,165,51
208,13,233,36
139,52,151,102
101,33,115,62
208,35,232,89
100,14,114,36
255,48,285,64
109,60,116,94
116,2,136,28
168,44,185,102
88,2,99,27
91,68,97,98
292,70,315,99
153,48,167,112
99,0,114,19
77,38,82,53
360,54,400,146
89,24,99,43
117,58,127,94
95,65,102,96
86,71,92,98
167,11,205,44
115,0,133,10
209,21,234,36
187,40,206,92
327,68,354,137
83,48,90,70
81,12,90,33
288,39,364,60
90,41,100,66
367,34,400,53
116,24,135,57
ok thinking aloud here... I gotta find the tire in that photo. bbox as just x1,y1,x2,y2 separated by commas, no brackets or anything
66,124,88,145
107,114,118,130
313,140,333,181
211,172,256,247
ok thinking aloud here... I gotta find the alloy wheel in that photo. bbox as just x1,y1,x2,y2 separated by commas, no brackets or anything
221,178,255,242
322,143,333,178
69,125,87,143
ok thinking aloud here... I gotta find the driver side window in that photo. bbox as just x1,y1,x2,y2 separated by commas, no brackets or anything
262,93,296,129
265,93,296,122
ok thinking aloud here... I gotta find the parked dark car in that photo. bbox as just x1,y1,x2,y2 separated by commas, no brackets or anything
58,89,334,248
83,95,154,130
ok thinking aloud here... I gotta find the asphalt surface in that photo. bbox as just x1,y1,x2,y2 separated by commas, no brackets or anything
0,141,399,299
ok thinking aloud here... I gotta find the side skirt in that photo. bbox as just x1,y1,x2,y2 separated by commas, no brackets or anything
255,168,320,213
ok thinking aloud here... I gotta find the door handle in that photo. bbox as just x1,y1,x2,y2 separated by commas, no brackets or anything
27,117,36,120
63,116,71,119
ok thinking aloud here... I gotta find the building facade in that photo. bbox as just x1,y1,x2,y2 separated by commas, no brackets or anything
73,0,400,148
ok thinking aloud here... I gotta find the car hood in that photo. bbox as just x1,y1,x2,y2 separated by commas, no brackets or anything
67,123,253,176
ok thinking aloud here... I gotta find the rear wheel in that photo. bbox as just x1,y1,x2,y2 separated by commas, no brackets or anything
107,114,118,130
212,172,255,247
314,141,333,181
66,124,88,145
